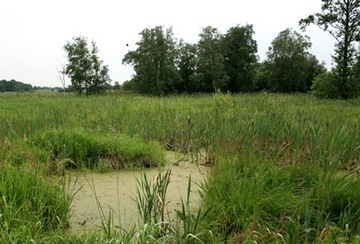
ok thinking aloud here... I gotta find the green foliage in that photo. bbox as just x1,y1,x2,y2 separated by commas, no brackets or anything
222,24,258,92
122,25,331,95
350,55,360,97
311,71,341,98
197,26,228,93
121,79,136,91
30,128,166,170
176,42,199,93
264,28,324,93
0,79,33,92
0,166,72,242
300,0,360,99
64,36,111,96
122,26,181,95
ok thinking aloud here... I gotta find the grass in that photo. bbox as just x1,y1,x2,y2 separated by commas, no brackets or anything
0,92,359,242
30,128,166,170
0,165,72,243
203,154,360,243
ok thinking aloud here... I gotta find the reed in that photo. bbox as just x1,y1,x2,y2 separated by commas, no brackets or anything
0,92,359,242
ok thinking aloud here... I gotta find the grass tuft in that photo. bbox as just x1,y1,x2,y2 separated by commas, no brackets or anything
30,128,166,171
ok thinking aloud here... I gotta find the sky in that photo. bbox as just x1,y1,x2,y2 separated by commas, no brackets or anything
0,0,335,87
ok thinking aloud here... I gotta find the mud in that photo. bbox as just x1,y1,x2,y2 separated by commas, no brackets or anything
66,152,209,233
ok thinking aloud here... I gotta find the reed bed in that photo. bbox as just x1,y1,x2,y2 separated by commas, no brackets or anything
0,92,359,242
1,93,359,169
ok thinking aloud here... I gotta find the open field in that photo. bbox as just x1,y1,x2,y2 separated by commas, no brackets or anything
0,92,360,243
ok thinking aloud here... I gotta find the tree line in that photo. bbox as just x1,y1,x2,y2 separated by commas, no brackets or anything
0,79,33,92
63,0,360,98
122,26,326,96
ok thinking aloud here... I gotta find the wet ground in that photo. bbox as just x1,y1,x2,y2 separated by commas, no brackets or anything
66,152,209,233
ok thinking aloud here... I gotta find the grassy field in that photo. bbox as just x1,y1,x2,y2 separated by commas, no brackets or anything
0,92,360,243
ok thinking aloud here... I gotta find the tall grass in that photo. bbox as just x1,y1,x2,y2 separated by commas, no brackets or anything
1,93,359,169
0,92,359,242
134,169,215,243
203,154,360,243
0,165,72,243
30,128,166,170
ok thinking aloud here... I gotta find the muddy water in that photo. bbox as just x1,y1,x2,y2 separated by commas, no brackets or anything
66,152,209,233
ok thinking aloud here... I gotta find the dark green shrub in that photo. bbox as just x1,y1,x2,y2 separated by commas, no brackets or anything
311,72,340,99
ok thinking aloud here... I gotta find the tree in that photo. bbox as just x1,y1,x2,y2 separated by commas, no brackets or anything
221,25,258,92
122,26,181,95
197,26,228,93
63,36,111,96
300,0,360,98
0,79,33,92
176,41,199,93
265,28,322,93
121,79,136,91
56,64,67,95
113,81,121,91
350,54,360,95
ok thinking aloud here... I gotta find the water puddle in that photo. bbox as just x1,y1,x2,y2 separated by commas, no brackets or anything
66,152,209,233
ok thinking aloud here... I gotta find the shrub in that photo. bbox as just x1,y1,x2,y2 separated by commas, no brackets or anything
311,72,340,99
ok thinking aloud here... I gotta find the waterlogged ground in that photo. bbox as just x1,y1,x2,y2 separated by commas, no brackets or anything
66,152,209,233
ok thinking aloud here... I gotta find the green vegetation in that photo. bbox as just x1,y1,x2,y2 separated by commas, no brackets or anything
119,22,359,98
260,28,325,93
31,128,166,170
300,0,360,99
0,79,33,92
204,156,360,243
63,36,111,96
0,166,72,243
0,93,359,242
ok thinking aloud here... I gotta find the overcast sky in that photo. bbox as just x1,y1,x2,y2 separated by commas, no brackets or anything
0,0,335,87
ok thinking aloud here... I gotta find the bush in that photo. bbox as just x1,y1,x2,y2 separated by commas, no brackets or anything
311,72,340,99
312,70,360,99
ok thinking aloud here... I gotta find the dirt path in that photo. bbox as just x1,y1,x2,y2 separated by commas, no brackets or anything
66,152,209,234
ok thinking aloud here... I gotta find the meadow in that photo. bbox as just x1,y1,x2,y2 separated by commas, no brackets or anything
0,92,359,243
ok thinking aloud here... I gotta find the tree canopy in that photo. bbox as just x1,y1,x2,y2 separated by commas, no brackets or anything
123,25,262,95
222,25,258,92
263,28,325,93
300,0,360,98
63,36,111,96
122,26,181,95
0,79,33,92
196,26,228,93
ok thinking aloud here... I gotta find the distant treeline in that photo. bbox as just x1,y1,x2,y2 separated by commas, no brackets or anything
0,79,33,92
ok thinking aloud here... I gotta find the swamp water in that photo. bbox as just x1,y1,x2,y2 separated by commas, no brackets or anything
66,152,209,233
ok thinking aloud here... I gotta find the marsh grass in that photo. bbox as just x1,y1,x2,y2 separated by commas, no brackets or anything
1,127,166,175
0,92,359,242
203,154,360,243
1,93,359,169
135,169,172,231
0,166,72,243
134,169,215,243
